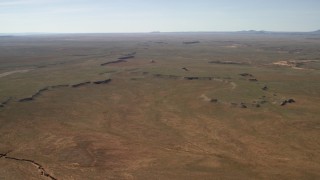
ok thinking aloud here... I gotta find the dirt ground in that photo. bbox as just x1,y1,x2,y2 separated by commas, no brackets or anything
0,33,320,179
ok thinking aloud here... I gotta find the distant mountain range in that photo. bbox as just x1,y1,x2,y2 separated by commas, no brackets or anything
236,30,320,35
309,30,320,34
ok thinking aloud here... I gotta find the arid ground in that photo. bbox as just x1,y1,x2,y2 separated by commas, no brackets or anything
0,33,320,179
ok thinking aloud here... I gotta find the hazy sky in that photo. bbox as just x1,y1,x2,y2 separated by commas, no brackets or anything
0,0,319,33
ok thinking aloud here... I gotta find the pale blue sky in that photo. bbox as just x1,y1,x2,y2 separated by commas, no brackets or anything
0,0,319,33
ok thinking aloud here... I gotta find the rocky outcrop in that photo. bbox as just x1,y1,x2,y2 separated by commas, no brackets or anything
101,60,126,66
262,85,268,91
184,77,199,80
18,87,49,102
153,74,180,79
280,101,287,106
118,55,135,60
18,97,34,102
33,87,49,98
152,74,220,81
184,77,213,80
251,100,267,108
198,77,213,80
118,52,136,60
182,67,189,71
210,99,218,103
101,52,136,66
50,85,69,89
287,99,295,103
240,102,247,108
239,73,258,82
151,73,233,83
71,81,91,88
239,73,253,77
281,99,296,106
209,61,248,65
93,79,111,84
17,79,111,104
248,78,258,82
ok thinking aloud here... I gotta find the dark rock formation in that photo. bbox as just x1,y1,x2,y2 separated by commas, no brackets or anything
39,87,49,92
118,55,135,60
100,53,135,66
18,87,49,102
249,78,258,82
281,99,295,106
182,67,189,71
184,77,199,80
262,85,268,90
0,152,8,158
32,87,49,99
93,79,111,84
240,103,247,108
50,84,69,89
240,73,259,82
16,80,112,105
287,99,295,103
198,77,212,80
101,60,126,66
210,99,218,103
153,74,180,79
252,99,267,107
281,101,287,106
19,97,34,102
183,77,213,80
72,81,91,88
239,73,253,77
209,60,248,65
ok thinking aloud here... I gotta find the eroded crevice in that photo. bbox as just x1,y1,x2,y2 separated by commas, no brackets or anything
0,151,57,180
101,59,126,66
101,52,136,66
18,87,49,102
71,81,91,88
17,79,112,102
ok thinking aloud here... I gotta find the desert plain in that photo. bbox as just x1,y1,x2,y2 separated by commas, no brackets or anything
0,32,320,179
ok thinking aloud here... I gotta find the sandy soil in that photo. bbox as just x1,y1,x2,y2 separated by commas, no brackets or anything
0,69,33,78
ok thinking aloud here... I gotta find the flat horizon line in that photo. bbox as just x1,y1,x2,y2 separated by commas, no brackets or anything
1,29,319,35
